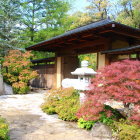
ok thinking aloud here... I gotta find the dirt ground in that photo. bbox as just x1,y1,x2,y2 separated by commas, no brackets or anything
0,90,92,140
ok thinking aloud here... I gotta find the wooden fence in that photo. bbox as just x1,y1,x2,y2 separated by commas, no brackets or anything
30,64,55,89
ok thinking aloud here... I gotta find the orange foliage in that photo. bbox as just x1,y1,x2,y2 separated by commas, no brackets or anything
2,50,38,94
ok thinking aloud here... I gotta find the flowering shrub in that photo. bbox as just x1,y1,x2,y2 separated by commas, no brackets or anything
41,88,77,114
41,88,80,121
77,60,140,125
56,93,80,121
2,50,38,94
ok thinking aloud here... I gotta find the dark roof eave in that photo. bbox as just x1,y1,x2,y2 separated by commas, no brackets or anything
101,45,140,54
31,57,55,63
26,19,140,51
26,19,113,50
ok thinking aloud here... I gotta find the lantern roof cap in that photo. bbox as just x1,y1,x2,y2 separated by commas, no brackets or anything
71,60,96,76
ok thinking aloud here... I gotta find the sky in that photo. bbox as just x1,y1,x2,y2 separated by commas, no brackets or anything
70,0,119,14
72,0,89,13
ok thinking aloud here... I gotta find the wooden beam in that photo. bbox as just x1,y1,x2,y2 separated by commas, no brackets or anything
100,30,140,39
55,38,109,55
75,44,105,54
71,38,108,49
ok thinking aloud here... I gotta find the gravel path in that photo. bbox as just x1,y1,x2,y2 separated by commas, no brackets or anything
0,90,92,140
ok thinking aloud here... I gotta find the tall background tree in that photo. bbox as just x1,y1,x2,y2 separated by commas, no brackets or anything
117,0,140,28
0,0,21,61
1,0,139,63
86,0,110,20
20,0,44,46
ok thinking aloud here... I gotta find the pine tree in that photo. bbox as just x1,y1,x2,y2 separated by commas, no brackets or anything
0,0,21,60
20,0,44,42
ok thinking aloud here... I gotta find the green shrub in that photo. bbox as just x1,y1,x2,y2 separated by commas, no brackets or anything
99,105,125,126
77,105,124,131
41,88,70,115
99,113,114,126
78,118,95,130
56,93,80,121
0,117,9,140
41,98,60,115
112,119,140,140
41,88,80,121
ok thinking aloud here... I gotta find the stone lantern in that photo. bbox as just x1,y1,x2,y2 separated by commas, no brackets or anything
62,60,96,90
62,60,96,103
71,60,96,90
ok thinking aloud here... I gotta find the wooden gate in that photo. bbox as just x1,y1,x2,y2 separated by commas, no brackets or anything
30,64,55,89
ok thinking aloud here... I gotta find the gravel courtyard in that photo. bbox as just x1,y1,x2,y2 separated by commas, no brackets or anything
0,90,92,140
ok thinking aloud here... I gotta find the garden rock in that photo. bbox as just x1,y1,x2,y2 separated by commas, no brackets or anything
91,122,113,140
4,83,13,95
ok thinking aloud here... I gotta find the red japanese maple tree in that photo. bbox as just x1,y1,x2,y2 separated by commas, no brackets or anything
77,60,140,124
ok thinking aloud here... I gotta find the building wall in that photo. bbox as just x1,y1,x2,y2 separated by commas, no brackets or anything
97,40,129,69
62,56,79,79
55,55,79,88
31,64,55,89
109,39,130,63
112,40,129,49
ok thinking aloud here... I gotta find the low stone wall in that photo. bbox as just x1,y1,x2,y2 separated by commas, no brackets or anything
0,64,5,95
0,74,4,95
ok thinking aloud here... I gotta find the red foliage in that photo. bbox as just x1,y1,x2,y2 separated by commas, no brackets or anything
77,95,104,121
77,94,114,121
77,60,140,124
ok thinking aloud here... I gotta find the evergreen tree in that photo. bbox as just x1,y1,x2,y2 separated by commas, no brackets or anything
0,0,21,60
20,0,44,42
42,0,70,29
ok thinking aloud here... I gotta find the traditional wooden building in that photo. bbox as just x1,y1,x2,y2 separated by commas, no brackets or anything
26,19,140,89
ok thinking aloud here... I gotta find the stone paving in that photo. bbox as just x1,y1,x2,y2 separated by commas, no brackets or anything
0,90,92,140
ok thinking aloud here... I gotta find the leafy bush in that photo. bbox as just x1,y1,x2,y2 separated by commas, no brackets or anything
77,94,123,122
77,95,104,121
2,50,38,94
12,82,29,95
112,119,140,140
78,118,95,130
0,117,9,140
56,93,80,121
85,60,140,125
41,97,60,115
41,88,80,121
77,101,123,130
41,88,75,115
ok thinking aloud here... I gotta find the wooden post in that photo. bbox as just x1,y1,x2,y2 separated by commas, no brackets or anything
97,52,106,69
56,57,62,88
55,55,79,89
